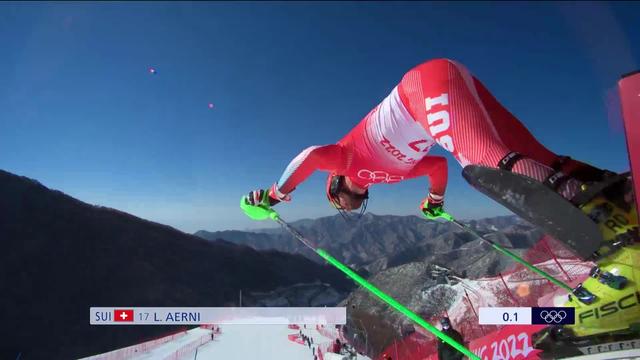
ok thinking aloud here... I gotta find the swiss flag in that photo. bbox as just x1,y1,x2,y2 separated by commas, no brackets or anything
114,309,134,322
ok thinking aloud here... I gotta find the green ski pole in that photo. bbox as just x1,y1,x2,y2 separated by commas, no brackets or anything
437,213,595,302
271,214,480,360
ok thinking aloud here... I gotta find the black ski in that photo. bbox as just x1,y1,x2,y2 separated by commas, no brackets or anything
462,165,602,259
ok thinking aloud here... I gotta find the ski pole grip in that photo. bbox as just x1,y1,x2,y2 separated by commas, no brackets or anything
240,196,280,221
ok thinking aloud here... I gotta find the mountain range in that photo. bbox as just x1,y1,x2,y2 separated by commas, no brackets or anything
196,213,544,277
1,167,549,359
0,170,353,359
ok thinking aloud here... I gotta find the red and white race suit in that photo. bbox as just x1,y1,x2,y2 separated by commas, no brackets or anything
272,59,568,203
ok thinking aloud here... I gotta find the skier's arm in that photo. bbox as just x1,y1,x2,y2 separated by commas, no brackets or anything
270,144,345,202
406,155,448,202
242,144,344,219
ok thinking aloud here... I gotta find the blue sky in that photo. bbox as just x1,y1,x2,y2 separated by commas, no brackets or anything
1,2,638,233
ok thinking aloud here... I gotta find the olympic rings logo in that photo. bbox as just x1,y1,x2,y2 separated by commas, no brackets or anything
357,169,404,184
539,310,567,324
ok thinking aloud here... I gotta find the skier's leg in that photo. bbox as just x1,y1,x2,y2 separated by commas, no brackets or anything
398,58,580,200
470,73,636,248
471,76,558,166
472,77,608,182
399,58,636,247
470,70,636,248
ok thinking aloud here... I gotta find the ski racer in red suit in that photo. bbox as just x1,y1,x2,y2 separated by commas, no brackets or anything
242,59,636,247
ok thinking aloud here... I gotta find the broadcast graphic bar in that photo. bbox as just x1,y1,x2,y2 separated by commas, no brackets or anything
479,307,575,325
90,307,346,325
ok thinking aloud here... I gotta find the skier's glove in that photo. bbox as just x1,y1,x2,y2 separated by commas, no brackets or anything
241,189,276,221
240,185,291,221
245,189,279,207
420,195,452,221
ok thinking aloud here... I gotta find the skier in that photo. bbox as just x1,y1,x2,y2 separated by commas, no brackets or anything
437,318,465,360
241,58,636,256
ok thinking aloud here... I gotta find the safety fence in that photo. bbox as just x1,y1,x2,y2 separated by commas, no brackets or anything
199,324,221,334
80,328,189,360
160,333,212,360
287,333,306,345
317,341,341,359
289,324,340,360
376,234,593,360
316,324,347,343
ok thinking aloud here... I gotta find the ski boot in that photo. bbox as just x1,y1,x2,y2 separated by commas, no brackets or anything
567,173,639,335
533,242,640,357
575,172,639,259
564,240,640,335
534,70,640,357
533,174,640,357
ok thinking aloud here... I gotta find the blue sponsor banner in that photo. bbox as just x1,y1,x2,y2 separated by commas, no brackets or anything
531,307,575,325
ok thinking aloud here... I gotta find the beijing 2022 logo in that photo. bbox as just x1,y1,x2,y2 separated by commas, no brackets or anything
532,307,575,325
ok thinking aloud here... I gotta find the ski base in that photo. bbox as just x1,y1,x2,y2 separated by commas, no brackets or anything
462,165,603,259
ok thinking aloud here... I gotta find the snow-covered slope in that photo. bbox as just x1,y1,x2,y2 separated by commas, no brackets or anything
194,324,371,360
131,328,210,360
86,325,372,360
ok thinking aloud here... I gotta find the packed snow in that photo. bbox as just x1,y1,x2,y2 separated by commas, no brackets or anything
86,324,372,360
130,328,210,360
192,324,371,360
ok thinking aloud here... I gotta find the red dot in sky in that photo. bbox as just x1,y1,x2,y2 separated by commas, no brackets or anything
208,103,214,109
